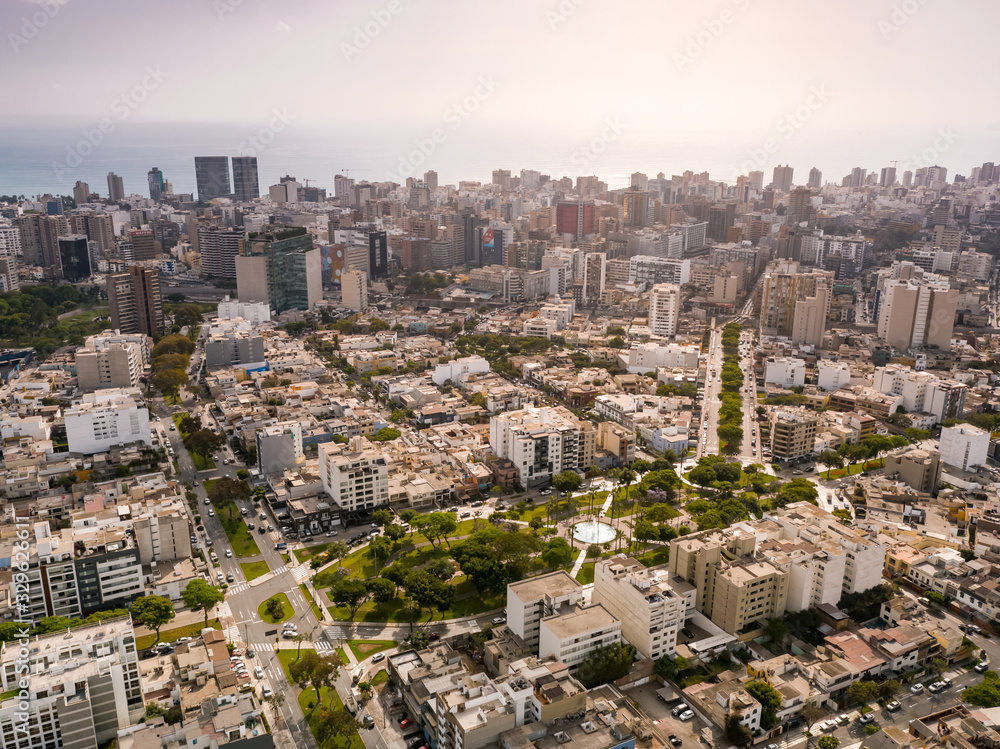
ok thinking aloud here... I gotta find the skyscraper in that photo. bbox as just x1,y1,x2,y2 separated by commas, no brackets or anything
108,266,164,337
194,156,231,201
879,166,897,187
72,180,90,205
649,283,681,337
787,187,813,226
707,202,737,242
147,167,164,201
235,226,322,313
341,269,368,313
107,172,125,202
807,168,822,189
902,170,913,188
748,171,765,191
556,200,596,240
368,230,389,278
198,226,242,279
849,167,867,188
423,170,438,190
56,235,90,281
128,229,156,261
232,156,259,201
756,260,834,346
981,162,995,183
771,165,794,192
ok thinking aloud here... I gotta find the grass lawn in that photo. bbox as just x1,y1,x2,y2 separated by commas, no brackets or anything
203,478,220,494
371,670,388,687
190,451,216,471
240,561,270,581
576,562,595,584
220,514,261,557
276,650,362,749
136,618,220,650
282,554,290,565
259,593,294,623
633,546,670,568
327,588,504,623
335,647,349,665
295,541,335,564
347,639,396,660
300,583,325,621
819,460,882,480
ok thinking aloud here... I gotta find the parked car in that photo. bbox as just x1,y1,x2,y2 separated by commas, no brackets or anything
671,704,688,717
886,700,901,711
399,718,414,729
428,633,440,641
669,737,683,747
837,714,849,725
262,685,272,699
204,498,211,505
492,616,506,625
372,652,386,663
976,662,989,673
363,715,375,729
910,683,924,693
859,714,875,725
678,711,694,721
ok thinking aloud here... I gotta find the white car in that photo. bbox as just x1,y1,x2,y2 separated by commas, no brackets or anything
678,711,694,721
263,685,273,699
254,666,264,678
225,549,233,558
910,683,924,693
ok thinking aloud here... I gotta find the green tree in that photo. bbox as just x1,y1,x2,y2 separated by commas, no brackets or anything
373,508,394,527
818,736,840,749
541,537,574,568
153,368,188,399
725,714,752,749
745,681,782,729
654,654,688,681
689,465,717,486
764,617,787,647
574,642,636,688
411,512,458,549
186,428,224,464
332,578,370,618
847,680,878,706
963,670,1000,707
182,579,224,628
130,595,176,645
552,470,584,493
367,577,396,604
371,427,401,442
818,450,843,472
265,596,285,620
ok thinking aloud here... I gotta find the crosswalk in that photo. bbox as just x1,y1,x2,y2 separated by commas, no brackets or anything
245,640,334,653
292,565,311,583
271,565,288,577
228,582,251,595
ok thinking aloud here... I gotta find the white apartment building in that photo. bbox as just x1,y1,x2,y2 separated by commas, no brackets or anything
489,407,594,488
538,604,622,669
216,297,272,325
341,268,368,313
875,275,957,351
764,501,886,599
957,249,992,282
629,255,690,286
619,342,700,374
649,283,681,337
871,365,966,425
0,617,143,749
764,358,806,389
939,424,989,471
65,390,152,455
592,556,695,660
816,361,852,392
506,571,583,654
537,298,576,330
432,356,490,386
318,438,389,512
522,317,558,339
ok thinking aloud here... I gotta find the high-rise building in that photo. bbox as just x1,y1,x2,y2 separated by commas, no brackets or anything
198,225,242,279
787,187,814,226
194,156,231,201
623,188,652,227
489,406,596,489
771,165,794,192
707,202,736,242
66,389,152,454
939,424,989,471
581,252,605,307
0,258,19,292
902,170,913,188
756,260,833,346
875,276,957,351
555,200,596,239
318,438,389,514
76,339,143,393
0,617,143,748
107,171,125,201
128,228,156,261
235,226,321,313
73,180,90,205
423,170,438,189
807,167,822,188
748,170,764,191
107,266,164,337
341,269,368,313
506,571,583,654
57,234,91,281
879,166,897,187
649,283,681,337
147,166,164,200
849,167,867,188
980,162,995,183
232,155,259,201
368,229,389,278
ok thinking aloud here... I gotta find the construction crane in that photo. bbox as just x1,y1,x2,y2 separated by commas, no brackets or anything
341,169,366,180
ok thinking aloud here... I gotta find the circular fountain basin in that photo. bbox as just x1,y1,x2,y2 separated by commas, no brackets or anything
572,520,616,544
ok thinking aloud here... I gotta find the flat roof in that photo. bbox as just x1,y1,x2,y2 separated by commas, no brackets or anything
541,604,618,640
508,570,580,602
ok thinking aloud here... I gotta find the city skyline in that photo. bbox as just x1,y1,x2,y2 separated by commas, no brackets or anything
2,0,1000,195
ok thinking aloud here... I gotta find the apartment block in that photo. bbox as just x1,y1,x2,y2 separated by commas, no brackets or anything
490,407,596,488
76,338,143,393
65,389,152,455
648,283,681,337
204,330,265,369
884,448,942,493
506,571,583,654
538,604,622,670
256,421,305,476
769,408,818,460
710,559,788,634
596,421,635,467
592,556,695,659
875,275,957,351
871,365,966,425
938,424,989,471
0,617,143,749
318,437,389,514
763,358,805,389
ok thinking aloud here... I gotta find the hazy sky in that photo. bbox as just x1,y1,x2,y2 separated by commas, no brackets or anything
3,0,999,187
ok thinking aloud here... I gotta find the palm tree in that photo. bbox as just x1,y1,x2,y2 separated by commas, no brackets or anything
402,598,420,633
294,631,313,660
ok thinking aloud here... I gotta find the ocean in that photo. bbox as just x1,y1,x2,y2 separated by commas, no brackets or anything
0,121,994,199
